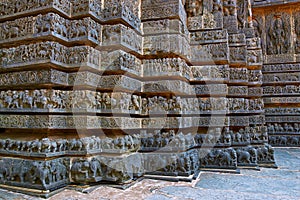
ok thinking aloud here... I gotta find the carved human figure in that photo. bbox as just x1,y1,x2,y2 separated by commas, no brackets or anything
237,0,246,29
186,0,203,17
223,0,236,16
269,17,285,54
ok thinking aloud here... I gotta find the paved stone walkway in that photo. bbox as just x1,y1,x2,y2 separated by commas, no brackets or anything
0,148,299,200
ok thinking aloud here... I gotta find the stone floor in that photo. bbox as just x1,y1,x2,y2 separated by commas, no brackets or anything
0,148,299,200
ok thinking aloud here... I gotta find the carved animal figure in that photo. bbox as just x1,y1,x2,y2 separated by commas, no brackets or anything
290,137,299,145
7,160,28,183
52,160,67,181
35,14,51,34
9,25,19,38
30,139,42,153
218,151,232,166
237,149,251,164
32,161,49,187
279,136,287,145
41,138,51,153
90,158,101,178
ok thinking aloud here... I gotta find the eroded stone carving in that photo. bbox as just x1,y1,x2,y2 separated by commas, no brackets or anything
0,0,286,194
0,157,69,189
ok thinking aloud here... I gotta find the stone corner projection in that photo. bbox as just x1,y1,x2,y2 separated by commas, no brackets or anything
0,0,299,197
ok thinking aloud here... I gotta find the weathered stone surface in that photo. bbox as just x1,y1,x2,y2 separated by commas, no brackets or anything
4,0,300,196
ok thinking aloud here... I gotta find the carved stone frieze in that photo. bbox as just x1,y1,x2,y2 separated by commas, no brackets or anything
190,43,229,64
141,0,187,24
263,72,300,84
102,0,141,31
0,89,233,115
190,65,229,82
0,14,102,47
190,30,227,45
0,157,70,190
230,116,249,126
267,122,300,134
102,24,142,54
229,46,247,64
0,135,140,156
70,73,142,91
186,0,223,31
194,128,232,147
71,0,102,19
143,34,189,58
142,80,192,95
228,34,246,46
0,69,144,91
0,115,142,129
194,84,228,96
143,19,188,36
143,150,198,175
0,0,71,20
1,42,101,70
255,144,276,165
228,98,264,113
263,97,300,104
248,70,263,84
247,49,263,66
0,0,141,31
229,68,248,83
264,54,296,64
222,0,238,33
269,135,300,147
248,87,263,97
228,86,248,96
235,146,258,166
262,64,300,73
265,107,300,115
143,58,190,78
230,126,268,145
198,148,237,169
246,37,261,49
263,85,300,96
70,153,143,183
249,115,265,125
0,115,230,129
0,0,288,194
101,50,141,76
0,69,53,88
266,116,300,123
140,130,195,152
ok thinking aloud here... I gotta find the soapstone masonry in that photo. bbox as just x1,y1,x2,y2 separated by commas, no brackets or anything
251,1,300,148
0,0,298,197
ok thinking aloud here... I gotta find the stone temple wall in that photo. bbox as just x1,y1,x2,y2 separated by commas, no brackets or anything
252,0,300,147
0,0,297,197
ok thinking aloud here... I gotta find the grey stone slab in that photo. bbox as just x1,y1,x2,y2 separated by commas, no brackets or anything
157,186,297,200
241,168,300,179
0,188,42,200
145,194,173,200
274,148,300,170
195,172,300,197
